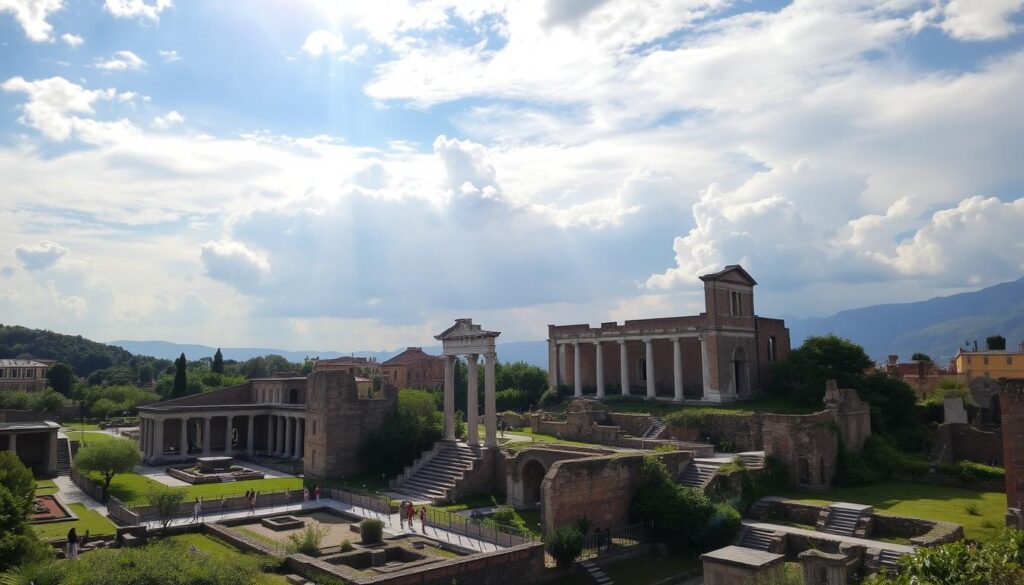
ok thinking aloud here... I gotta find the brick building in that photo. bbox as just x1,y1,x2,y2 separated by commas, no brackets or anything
312,355,381,377
547,265,790,402
1001,378,1024,529
0,358,50,392
381,346,444,389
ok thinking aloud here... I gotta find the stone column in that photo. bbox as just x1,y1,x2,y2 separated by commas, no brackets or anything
466,354,479,445
558,343,567,388
619,341,629,395
286,417,294,458
594,341,605,399
443,356,456,441
138,419,146,459
484,351,497,447
180,417,188,459
203,417,211,456
246,415,255,456
573,342,582,397
225,415,234,454
277,416,286,454
293,418,303,458
8,433,17,455
673,338,684,403
153,419,164,462
46,431,57,474
700,335,713,400
645,338,655,399
266,415,275,455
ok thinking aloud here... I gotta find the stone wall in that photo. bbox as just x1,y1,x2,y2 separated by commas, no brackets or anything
607,412,654,437
824,382,871,454
662,413,763,451
540,450,691,534
999,378,1024,512
450,448,507,501
755,317,791,390
761,412,838,489
304,370,397,480
154,383,253,407
932,422,1003,465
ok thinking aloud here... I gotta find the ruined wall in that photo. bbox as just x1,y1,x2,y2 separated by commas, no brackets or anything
607,413,654,437
762,412,837,489
662,413,763,451
303,371,396,480
755,317,791,390
932,423,1003,465
541,450,691,534
1000,378,1024,512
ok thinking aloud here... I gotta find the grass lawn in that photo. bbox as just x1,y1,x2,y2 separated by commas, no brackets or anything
506,428,603,449
167,533,287,585
603,553,699,585
540,395,814,417
92,471,302,504
32,503,116,540
774,482,1006,543
431,495,544,537
62,423,102,431
73,431,129,446
36,478,58,496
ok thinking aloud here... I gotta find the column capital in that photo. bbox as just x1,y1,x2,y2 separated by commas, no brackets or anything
466,353,479,361
484,351,497,361
593,340,601,346
642,337,653,344
618,339,628,346
571,340,579,347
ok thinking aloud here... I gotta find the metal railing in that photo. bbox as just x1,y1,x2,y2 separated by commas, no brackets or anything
423,506,536,548
580,521,655,559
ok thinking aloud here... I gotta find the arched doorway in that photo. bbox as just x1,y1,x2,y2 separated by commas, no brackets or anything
521,460,546,508
732,347,749,394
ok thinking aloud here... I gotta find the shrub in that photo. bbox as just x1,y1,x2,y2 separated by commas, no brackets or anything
358,389,444,476
575,517,592,536
954,461,1004,482
701,503,742,550
495,388,530,412
867,529,1024,585
539,388,559,407
545,525,583,569
491,506,526,531
0,451,36,516
147,486,187,531
360,519,383,544
339,539,354,552
288,521,328,555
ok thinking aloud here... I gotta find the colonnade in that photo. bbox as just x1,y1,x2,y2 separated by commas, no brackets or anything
443,353,498,447
139,412,305,462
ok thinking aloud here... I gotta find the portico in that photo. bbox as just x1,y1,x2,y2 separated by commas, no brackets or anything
435,318,500,448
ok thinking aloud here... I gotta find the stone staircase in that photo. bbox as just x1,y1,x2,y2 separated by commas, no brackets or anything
679,462,718,490
579,559,613,585
642,418,667,439
55,437,72,476
879,549,904,571
820,503,873,537
391,442,482,502
739,526,775,551
737,451,765,469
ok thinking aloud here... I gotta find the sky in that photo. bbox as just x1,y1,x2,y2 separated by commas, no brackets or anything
0,0,1023,352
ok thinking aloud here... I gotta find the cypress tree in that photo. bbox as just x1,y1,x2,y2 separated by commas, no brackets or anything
212,348,224,374
172,353,187,398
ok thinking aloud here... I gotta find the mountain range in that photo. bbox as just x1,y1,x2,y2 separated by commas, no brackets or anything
110,276,1024,368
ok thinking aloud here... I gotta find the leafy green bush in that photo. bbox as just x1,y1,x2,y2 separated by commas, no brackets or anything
539,388,560,407
702,503,742,550
288,521,328,555
663,410,709,428
545,525,583,569
866,529,1024,585
73,438,141,498
495,388,530,412
490,506,526,531
952,461,1004,482
360,519,383,544
339,539,354,552
358,389,444,476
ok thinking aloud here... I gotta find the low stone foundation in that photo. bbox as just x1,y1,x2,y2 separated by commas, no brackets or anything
261,515,305,531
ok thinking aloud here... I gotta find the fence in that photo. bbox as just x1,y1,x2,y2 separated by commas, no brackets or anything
423,506,535,548
319,484,392,523
580,521,655,560
69,468,104,502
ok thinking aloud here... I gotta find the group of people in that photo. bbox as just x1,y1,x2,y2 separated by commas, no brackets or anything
399,501,426,532
301,485,321,503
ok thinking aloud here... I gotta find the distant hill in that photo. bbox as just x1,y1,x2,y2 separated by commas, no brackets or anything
788,276,1024,363
0,324,167,376
108,339,551,368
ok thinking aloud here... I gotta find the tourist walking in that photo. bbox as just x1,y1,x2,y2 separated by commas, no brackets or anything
248,490,257,514
66,527,78,560
408,503,417,532
302,486,309,503
219,495,226,518
191,497,203,523
314,484,320,501
419,507,426,533
400,501,408,528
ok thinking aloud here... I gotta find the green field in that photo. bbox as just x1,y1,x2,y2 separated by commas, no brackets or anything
94,471,303,504
35,478,58,496
62,423,102,431
32,503,116,540
166,534,287,584
775,482,1006,543
540,395,813,417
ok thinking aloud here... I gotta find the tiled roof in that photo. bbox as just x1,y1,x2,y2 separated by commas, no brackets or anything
0,359,48,367
382,347,440,366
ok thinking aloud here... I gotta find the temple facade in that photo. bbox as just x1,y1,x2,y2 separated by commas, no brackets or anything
547,265,790,402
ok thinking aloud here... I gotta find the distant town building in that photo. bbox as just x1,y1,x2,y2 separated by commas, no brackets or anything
381,347,444,389
547,265,790,402
0,358,51,392
953,342,1024,383
882,355,953,400
312,355,381,378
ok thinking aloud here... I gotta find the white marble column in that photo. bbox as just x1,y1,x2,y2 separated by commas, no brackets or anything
619,341,629,395
246,415,255,456
8,432,17,455
225,415,234,454
466,354,479,445
645,338,656,399
594,341,605,399
443,356,456,440
484,351,497,447
153,419,164,461
203,417,211,456
573,342,582,397
180,418,188,459
139,419,147,459
700,335,712,400
294,418,303,459
558,344,567,388
673,338,684,403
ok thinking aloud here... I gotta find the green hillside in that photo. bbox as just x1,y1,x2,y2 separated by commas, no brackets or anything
0,324,168,377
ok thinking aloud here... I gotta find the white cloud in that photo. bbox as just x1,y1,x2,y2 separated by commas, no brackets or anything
0,0,63,42
158,49,180,62
301,29,347,57
60,32,83,47
103,0,171,21
941,0,1024,41
1,76,124,142
151,110,184,129
200,239,271,292
94,50,147,71
14,240,68,270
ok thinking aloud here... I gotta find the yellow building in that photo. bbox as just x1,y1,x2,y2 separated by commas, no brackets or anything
954,344,1024,381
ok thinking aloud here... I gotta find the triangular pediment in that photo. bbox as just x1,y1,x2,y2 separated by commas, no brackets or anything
434,318,500,341
698,264,758,286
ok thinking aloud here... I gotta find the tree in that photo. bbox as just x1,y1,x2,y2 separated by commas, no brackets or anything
359,389,445,475
769,334,874,404
0,451,35,516
147,486,186,532
865,529,1023,585
31,390,66,414
172,353,187,398
46,362,74,397
137,364,154,384
987,335,1007,351
73,439,141,500
545,525,584,568
212,348,224,374
910,353,932,362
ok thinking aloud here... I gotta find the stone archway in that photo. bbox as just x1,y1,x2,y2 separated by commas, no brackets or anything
521,459,546,508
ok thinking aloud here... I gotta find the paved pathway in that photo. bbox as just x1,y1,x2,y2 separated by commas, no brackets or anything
140,499,512,553
741,520,914,553
52,476,107,513
134,464,192,487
